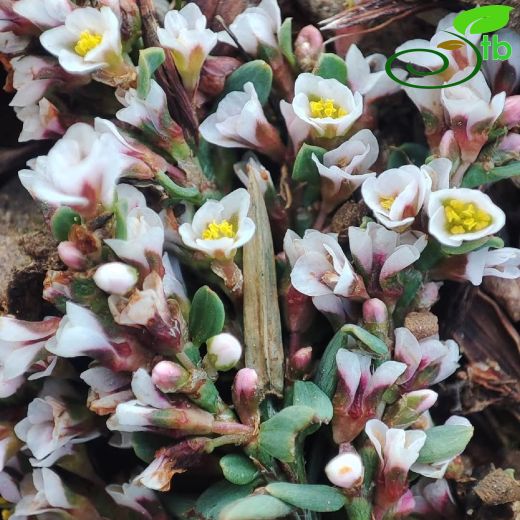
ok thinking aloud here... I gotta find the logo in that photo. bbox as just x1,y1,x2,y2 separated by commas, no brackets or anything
385,5,514,89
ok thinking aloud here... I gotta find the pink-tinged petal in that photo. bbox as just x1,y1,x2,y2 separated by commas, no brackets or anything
394,327,421,383
336,349,362,406
131,369,171,409
348,226,373,274
380,245,421,281
365,419,388,462
291,252,334,297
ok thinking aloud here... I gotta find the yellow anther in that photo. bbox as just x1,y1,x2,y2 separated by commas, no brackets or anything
379,195,396,211
74,30,103,57
202,220,236,240
1,509,11,520
443,198,491,235
309,97,348,119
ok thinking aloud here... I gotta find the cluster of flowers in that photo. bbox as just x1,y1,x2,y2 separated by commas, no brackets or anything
0,0,518,519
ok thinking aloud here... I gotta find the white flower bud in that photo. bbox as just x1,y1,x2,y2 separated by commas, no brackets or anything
325,453,364,489
206,333,242,371
94,262,138,295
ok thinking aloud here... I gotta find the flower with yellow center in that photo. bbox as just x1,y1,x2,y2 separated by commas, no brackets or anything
325,452,364,489
74,30,103,57
379,195,396,211
309,98,348,119
202,220,236,240
428,188,506,247
179,188,255,259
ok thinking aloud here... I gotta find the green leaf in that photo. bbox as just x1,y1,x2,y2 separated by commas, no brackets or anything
219,495,293,520
51,207,81,241
314,53,347,83
131,432,171,463
461,161,520,188
162,494,196,520
440,235,504,256
387,143,429,169
314,324,389,398
189,286,225,347
220,454,260,485
417,424,474,464
156,171,203,205
393,269,423,326
453,5,513,35
196,481,257,520
293,381,333,424
258,406,317,462
137,47,165,98
292,143,326,184
222,60,273,106
265,483,345,512
278,18,296,68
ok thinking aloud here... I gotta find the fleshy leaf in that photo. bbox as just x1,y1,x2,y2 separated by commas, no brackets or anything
292,381,333,424
440,236,504,256
453,5,513,35
417,424,474,464
219,495,293,520
265,483,346,512
461,161,520,188
278,18,297,68
219,454,260,485
258,406,317,462
195,481,257,520
189,286,225,348
387,143,429,169
292,143,325,184
51,207,81,242
314,53,347,84
222,60,273,106
137,47,165,99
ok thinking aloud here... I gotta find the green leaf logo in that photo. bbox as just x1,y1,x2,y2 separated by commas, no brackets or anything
453,5,513,35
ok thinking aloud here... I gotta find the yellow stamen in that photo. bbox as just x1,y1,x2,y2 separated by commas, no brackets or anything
309,98,348,119
74,30,103,57
1,509,11,520
379,195,396,211
202,220,236,240
442,198,492,235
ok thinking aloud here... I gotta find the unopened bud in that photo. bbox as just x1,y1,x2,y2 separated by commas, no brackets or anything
58,241,86,270
232,368,261,427
383,390,438,429
499,95,520,128
416,282,442,310
152,360,190,393
206,333,242,371
199,56,242,97
362,298,388,324
289,347,313,379
93,262,139,295
295,25,324,72
498,132,520,153
325,452,364,489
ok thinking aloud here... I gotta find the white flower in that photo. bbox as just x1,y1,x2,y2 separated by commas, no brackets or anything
362,164,430,230
0,315,60,399
18,122,131,215
206,333,242,371
312,129,378,211
14,98,64,142
106,481,164,520
348,222,427,282
464,247,520,285
217,0,281,55
179,188,255,259
346,44,404,101
421,157,451,195
13,0,73,29
484,28,520,95
157,3,216,92
411,416,473,478
105,185,164,271
441,69,506,164
395,13,480,82
14,393,98,464
94,262,138,295
394,327,460,389
428,188,506,247
325,452,364,489
40,6,122,74
288,230,367,315
199,82,284,161
365,419,426,499
291,73,363,139
234,152,274,196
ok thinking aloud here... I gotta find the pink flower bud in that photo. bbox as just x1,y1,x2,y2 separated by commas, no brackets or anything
295,25,324,72
498,132,520,153
58,241,86,270
362,298,388,324
206,333,242,371
151,360,189,393
232,368,261,427
325,452,364,489
416,282,441,310
199,56,242,97
93,262,139,295
499,95,520,128
290,347,313,376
